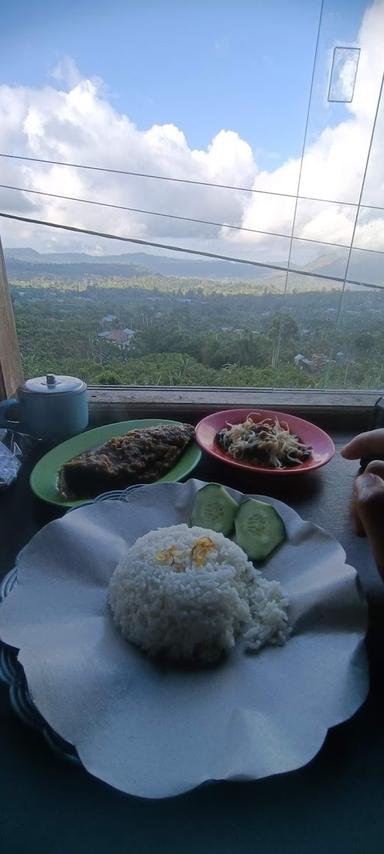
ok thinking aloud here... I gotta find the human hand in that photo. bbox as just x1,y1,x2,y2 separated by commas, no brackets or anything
341,428,384,463
341,429,384,577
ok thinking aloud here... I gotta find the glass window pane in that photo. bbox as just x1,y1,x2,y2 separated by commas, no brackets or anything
328,47,360,103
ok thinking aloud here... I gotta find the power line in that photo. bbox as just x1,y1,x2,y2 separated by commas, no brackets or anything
1,151,384,213
1,209,383,289
2,181,382,255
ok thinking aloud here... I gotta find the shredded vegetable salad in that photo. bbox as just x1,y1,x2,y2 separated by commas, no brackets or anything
216,413,312,468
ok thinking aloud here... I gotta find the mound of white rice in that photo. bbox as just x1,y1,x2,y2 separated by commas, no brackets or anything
108,524,289,663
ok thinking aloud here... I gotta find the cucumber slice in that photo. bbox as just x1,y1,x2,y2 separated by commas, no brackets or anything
235,498,286,562
190,483,237,536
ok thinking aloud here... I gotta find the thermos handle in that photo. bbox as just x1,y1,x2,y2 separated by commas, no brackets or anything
0,398,20,429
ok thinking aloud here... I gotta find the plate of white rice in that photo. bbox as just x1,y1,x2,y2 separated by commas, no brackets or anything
109,524,290,663
0,479,368,799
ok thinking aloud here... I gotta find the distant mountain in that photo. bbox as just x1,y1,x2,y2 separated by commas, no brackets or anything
6,248,143,265
6,248,42,261
4,256,151,280
261,251,383,290
5,246,382,287
298,251,384,288
4,248,276,280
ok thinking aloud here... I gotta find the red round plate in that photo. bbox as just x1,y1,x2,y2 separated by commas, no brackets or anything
195,408,335,475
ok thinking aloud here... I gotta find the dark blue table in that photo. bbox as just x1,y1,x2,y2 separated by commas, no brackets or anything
1,430,384,854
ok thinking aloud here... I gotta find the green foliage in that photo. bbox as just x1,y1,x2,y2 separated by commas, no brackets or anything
94,370,122,385
10,275,384,390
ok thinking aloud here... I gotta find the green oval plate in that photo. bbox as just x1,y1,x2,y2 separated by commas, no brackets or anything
30,419,201,509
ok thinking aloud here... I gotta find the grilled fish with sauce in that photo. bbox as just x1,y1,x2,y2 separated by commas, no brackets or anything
59,423,195,499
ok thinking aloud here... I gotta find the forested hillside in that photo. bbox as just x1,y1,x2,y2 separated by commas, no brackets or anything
10,271,384,389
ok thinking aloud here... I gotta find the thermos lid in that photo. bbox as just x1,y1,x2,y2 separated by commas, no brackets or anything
21,374,87,395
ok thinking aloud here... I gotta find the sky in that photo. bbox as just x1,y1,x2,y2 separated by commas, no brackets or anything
0,0,383,278
1,0,367,164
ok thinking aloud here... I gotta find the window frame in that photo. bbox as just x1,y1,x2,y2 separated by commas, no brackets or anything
0,238,23,399
87,385,376,432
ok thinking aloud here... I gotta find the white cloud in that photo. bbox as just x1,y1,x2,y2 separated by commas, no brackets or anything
0,75,257,254
0,0,383,275
213,37,229,56
235,1,384,257
51,57,82,89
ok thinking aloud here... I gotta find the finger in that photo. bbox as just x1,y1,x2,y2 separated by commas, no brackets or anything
365,460,384,478
341,429,384,460
351,462,384,536
354,472,384,576
351,487,366,536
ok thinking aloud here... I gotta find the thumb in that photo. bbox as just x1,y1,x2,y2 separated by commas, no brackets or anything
355,472,384,578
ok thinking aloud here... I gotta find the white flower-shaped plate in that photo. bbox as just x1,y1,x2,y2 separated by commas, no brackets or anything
0,480,368,799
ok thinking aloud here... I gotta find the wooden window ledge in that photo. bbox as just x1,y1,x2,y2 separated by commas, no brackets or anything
88,386,378,430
